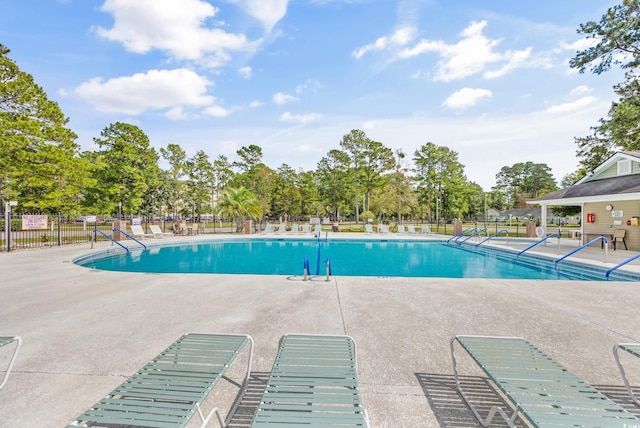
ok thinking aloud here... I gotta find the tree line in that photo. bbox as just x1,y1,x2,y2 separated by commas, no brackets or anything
2,0,639,224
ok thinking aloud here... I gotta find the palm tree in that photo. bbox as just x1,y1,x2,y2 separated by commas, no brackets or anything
216,186,262,232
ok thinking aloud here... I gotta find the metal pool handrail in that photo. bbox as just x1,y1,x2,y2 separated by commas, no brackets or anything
94,229,129,253
113,228,147,250
517,233,560,257
606,252,640,278
555,236,608,265
457,228,487,245
447,227,477,243
476,229,509,247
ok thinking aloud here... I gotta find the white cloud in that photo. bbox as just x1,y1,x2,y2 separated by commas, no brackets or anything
249,100,263,108
541,96,598,114
360,20,535,82
352,26,417,59
442,88,492,110
203,105,232,117
280,112,322,123
560,37,599,52
238,66,252,78
73,68,213,114
165,106,190,120
570,85,592,96
95,0,259,67
273,92,298,104
295,79,322,94
236,0,289,32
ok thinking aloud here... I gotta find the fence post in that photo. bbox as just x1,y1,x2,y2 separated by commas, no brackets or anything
4,208,10,253
57,214,62,246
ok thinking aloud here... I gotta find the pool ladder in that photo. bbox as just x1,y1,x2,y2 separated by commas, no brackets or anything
303,257,331,281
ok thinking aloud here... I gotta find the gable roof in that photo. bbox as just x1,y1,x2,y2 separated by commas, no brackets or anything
576,151,640,184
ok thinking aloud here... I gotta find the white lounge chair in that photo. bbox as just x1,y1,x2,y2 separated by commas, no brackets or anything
130,225,153,239
378,224,389,233
421,225,433,234
263,223,273,233
276,223,287,233
301,224,311,233
365,224,373,233
290,223,300,233
407,224,417,234
149,225,172,238
397,224,406,233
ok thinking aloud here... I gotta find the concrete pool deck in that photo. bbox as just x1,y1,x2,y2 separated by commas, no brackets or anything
1,233,639,427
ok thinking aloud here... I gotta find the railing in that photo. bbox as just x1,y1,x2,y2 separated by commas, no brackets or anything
555,236,609,266
456,228,487,245
475,229,509,247
517,233,561,257
447,227,475,243
113,228,147,250
1,214,116,252
94,229,129,253
606,253,640,278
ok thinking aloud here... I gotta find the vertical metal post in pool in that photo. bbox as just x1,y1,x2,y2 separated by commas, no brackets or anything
315,242,321,276
325,258,331,281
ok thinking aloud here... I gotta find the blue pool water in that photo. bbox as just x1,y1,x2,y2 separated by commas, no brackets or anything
75,239,626,281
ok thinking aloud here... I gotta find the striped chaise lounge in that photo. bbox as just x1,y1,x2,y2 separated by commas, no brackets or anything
67,333,253,428
0,335,22,390
250,334,369,427
451,335,640,427
614,342,640,407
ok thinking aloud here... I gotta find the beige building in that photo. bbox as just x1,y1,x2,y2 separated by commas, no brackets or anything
528,151,640,251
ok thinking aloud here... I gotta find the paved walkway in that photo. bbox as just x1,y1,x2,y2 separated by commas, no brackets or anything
1,233,639,427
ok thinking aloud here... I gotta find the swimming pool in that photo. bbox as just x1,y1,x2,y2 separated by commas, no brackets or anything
75,238,630,281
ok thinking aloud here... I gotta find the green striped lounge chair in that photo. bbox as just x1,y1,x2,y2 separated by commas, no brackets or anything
67,333,253,428
250,334,369,427
614,343,640,407
450,335,640,427
0,335,22,390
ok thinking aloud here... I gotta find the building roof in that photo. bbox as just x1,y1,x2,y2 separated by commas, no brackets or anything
576,151,640,184
531,174,640,205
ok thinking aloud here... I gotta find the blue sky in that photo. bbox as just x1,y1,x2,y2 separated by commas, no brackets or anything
0,0,626,190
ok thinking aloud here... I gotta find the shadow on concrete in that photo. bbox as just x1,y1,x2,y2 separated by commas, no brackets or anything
594,383,640,418
416,373,640,427
229,372,269,428
415,373,525,427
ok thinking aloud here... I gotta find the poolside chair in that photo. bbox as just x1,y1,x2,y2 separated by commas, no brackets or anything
612,229,628,250
421,225,433,234
67,333,253,428
314,224,322,234
396,224,406,233
249,334,369,427
130,224,153,239
450,335,640,427
172,223,186,236
0,335,22,390
301,224,311,233
263,223,273,233
275,223,287,233
378,224,389,234
290,223,300,233
149,224,172,238
407,224,417,234
614,343,640,406
365,224,373,233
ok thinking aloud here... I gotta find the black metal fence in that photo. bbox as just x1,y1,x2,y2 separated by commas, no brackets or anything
0,214,117,252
